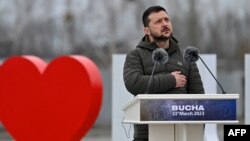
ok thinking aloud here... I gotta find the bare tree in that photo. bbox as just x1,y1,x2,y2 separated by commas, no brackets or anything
10,0,36,54
63,0,76,53
185,0,203,48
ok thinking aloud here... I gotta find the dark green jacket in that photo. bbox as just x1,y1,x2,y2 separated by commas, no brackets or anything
123,35,205,139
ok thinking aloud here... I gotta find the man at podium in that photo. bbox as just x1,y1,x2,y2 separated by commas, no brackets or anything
123,6,205,141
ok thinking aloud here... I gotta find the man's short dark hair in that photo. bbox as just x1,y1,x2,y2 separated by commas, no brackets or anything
142,6,167,27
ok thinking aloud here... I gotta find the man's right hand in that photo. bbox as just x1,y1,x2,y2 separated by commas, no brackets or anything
171,71,187,88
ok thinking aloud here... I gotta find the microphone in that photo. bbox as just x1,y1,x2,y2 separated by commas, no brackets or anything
145,48,168,94
183,46,227,94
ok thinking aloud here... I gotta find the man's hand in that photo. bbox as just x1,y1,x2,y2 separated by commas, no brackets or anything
171,71,187,88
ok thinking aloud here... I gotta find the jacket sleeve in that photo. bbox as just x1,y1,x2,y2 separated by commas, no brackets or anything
123,49,176,96
187,63,205,94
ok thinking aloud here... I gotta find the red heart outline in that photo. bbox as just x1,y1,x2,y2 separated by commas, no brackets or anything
0,55,103,141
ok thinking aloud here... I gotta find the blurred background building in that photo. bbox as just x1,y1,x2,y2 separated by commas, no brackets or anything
0,0,249,140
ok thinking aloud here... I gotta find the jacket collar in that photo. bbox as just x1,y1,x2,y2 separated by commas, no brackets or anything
137,35,180,54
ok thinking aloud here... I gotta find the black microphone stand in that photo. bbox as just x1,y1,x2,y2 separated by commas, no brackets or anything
198,56,226,94
145,62,157,94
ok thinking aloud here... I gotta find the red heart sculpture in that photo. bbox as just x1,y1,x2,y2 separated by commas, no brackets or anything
0,55,103,141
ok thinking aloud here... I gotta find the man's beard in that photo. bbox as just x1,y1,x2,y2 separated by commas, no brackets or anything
151,32,172,42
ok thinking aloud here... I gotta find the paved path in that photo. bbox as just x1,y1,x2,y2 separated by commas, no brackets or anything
0,117,244,141
0,126,111,141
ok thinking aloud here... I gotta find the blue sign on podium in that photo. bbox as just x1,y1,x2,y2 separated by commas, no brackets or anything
141,99,236,121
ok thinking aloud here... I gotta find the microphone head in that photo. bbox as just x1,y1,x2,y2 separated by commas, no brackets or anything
152,48,169,65
184,46,199,63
